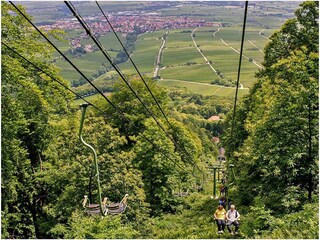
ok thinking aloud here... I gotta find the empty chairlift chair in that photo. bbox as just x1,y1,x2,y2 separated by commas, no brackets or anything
79,103,129,216
82,194,129,215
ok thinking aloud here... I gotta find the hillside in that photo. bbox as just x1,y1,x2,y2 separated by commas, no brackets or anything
18,1,301,99
1,1,318,239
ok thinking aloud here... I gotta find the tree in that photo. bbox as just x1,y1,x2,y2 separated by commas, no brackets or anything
1,2,73,238
261,1,318,70
98,76,169,138
95,76,207,215
133,118,182,216
222,1,319,212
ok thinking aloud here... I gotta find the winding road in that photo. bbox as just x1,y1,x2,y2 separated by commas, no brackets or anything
216,31,263,69
258,29,271,41
154,31,169,78
191,27,221,78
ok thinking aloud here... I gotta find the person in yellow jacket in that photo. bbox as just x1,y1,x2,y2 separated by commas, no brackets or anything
214,204,226,234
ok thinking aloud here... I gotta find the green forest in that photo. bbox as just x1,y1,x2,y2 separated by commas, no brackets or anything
1,1,319,239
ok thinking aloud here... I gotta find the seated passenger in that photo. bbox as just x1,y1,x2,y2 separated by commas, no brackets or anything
214,204,226,234
226,204,240,235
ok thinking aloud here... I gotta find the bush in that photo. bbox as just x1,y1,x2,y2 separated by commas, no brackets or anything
240,205,273,238
239,201,319,239
144,193,221,239
258,203,319,239
186,61,197,65
60,211,140,239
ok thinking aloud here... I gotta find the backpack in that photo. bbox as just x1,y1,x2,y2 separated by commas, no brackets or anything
228,210,238,218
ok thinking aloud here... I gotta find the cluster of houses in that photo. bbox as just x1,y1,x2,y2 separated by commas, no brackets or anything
41,12,220,34
69,38,93,52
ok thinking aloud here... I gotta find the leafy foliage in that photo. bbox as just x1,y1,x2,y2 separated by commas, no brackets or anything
1,2,73,238
222,0,319,215
1,1,319,239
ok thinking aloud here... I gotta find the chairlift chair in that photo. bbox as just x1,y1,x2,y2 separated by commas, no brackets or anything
79,103,129,216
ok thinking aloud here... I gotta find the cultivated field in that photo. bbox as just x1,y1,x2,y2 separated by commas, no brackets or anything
54,26,271,98
44,1,299,99
159,25,273,89
52,33,125,81
157,79,249,97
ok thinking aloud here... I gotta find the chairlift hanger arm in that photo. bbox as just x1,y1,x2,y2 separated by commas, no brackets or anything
79,104,106,216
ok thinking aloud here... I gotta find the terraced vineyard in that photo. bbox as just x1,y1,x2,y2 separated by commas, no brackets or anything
46,1,299,101
52,33,125,81
68,25,277,101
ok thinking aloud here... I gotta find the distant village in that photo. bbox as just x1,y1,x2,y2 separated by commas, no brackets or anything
41,11,221,52
41,11,221,38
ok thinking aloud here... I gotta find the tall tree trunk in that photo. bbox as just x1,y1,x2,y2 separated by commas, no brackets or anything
307,103,313,201
308,173,313,201
31,198,40,238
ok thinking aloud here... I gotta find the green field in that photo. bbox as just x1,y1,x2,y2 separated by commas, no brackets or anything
59,26,269,98
162,29,205,66
41,1,300,99
157,26,267,88
157,79,249,97
51,25,273,98
161,64,216,83
118,31,166,75
52,32,125,81
73,92,111,105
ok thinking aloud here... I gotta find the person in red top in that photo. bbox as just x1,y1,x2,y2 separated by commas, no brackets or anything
214,204,226,234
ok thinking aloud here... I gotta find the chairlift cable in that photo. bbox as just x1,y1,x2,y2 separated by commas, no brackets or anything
95,1,173,129
1,42,99,111
65,1,202,171
9,1,121,114
224,0,248,211
230,1,248,148
2,41,186,173
10,1,202,175
65,1,174,144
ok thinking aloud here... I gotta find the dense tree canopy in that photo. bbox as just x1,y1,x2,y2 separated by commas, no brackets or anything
1,2,216,238
223,1,318,213
2,2,74,238
1,1,319,239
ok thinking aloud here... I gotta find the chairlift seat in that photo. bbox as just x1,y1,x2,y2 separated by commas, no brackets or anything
107,203,127,215
82,194,128,215
106,194,128,214
84,203,107,215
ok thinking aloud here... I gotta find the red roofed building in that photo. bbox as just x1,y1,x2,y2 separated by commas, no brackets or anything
212,137,220,143
208,115,220,121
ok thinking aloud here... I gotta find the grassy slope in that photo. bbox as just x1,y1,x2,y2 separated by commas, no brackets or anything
145,192,243,239
157,80,249,97
45,1,299,99
52,33,125,82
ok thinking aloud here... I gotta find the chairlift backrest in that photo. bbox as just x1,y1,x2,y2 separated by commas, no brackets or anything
218,147,225,156
218,156,226,161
